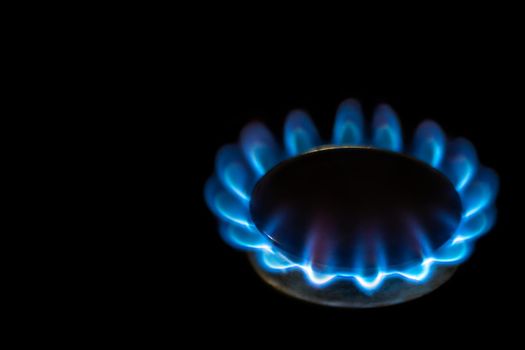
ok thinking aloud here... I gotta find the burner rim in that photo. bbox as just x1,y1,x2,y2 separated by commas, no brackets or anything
249,253,458,308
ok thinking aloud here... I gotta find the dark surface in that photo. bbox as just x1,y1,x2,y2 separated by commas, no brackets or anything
251,147,462,272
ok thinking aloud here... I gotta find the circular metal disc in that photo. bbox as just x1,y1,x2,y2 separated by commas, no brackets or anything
250,147,462,273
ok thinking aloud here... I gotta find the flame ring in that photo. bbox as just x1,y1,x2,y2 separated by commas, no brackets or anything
205,99,499,292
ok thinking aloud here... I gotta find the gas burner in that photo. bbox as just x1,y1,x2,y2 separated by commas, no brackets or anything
205,99,499,307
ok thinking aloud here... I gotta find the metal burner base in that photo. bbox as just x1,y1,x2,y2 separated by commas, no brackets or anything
249,254,457,308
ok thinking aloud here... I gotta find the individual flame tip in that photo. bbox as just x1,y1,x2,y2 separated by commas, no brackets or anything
338,98,362,108
371,103,402,151
240,120,268,137
372,104,401,126
285,109,312,122
418,119,443,130
374,103,397,115
215,143,238,162
450,137,477,152
284,109,320,155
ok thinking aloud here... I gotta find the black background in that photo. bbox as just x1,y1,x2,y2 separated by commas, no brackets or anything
149,58,521,336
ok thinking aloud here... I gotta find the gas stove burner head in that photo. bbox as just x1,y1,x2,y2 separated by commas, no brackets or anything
205,99,499,308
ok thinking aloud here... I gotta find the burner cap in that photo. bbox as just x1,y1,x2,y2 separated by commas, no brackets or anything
250,147,463,273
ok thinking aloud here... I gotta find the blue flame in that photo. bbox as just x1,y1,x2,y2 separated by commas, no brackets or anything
284,110,321,156
240,122,282,178
412,120,446,168
372,104,403,152
460,167,499,218
219,223,271,251
205,101,499,292
216,144,254,202
333,99,364,145
204,177,252,228
442,138,479,191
